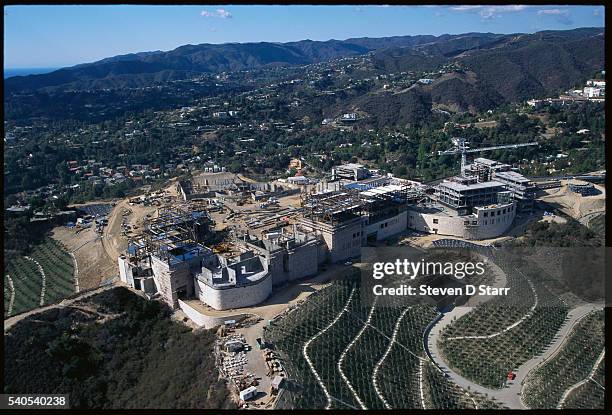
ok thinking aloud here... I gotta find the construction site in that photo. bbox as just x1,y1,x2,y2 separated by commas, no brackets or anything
117,173,424,312
45,145,604,408
112,147,605,314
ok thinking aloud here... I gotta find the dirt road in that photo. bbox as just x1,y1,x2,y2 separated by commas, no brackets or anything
4,283,120,332
425,303,602,409
227,264,355,407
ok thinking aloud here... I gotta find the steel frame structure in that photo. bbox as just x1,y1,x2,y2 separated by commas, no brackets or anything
301,184,420,225
127,206,211,262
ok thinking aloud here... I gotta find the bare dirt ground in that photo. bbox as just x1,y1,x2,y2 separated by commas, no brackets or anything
276,191,302,208
51,226,115,290
102,198,158,262
51,181,182,290
539,180,606,220
217,190,304,239
237,173,257,184
103,180,181,263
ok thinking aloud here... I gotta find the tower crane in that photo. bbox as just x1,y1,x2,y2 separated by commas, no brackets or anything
437,137,539,176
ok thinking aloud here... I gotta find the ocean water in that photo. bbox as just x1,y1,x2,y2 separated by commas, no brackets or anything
4,67,60,78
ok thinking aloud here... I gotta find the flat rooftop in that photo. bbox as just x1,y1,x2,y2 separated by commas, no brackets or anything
361,184,404,195
336,163,365,170
472,157,509,167
494,171,531,183
410,203,459,217
438,180,504,192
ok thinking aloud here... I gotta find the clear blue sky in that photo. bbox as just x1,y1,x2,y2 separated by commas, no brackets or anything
4,5,605,68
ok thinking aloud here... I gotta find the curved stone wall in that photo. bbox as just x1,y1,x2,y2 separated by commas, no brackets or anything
196,273,273,310
408,202,516,240
178,299,252,328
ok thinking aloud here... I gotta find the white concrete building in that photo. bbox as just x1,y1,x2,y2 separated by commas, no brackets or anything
583,86,603,98
586,79,606,88
407,174,518,240
408,201,516,240
239,386,257,401
331,163,371,181
195,251,273,311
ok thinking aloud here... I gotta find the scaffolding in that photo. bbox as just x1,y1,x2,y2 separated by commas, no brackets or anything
301,189,363,224
127,206,212,262
301,184,419,225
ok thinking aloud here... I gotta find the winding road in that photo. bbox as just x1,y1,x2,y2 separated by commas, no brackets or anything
557,349,605,409
4,283,120,332
425,303,603,409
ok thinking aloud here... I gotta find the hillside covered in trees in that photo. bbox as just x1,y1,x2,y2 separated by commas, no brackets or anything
4,287,236,409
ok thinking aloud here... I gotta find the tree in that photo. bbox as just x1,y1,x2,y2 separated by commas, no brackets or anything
393,165,408,177
56,162,71,185
228,161,242,173
417,138,427,170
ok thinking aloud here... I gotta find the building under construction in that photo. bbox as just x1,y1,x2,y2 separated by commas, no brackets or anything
118,206,325,311
178,172,299,203
407,157,530,240
406,140,540,239
117,155,537,312
466,157,537,211
118,206,214,308
299,181,421,262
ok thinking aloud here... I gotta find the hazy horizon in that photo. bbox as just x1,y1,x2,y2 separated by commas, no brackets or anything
4,5,605,68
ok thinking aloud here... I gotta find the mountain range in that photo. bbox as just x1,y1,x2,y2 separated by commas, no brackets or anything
4,28,605,117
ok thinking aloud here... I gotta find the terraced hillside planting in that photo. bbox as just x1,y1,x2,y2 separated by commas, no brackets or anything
5,257,44,317
438,251,569,388
264,276,501,410
371,306,436,409
588,213,605,237
422,360,505,409
523,310,604,409
561,355,605,409
4,238,76,318
592,356,605,390
561,378,605,409
264,280,358,409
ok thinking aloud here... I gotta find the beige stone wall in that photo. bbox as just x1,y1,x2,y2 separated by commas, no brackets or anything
178,300,249,328
407,203,516,240
299,217,361,263
195,274,272,310
151,256,192,308
363,210,407,242
286,242,319,281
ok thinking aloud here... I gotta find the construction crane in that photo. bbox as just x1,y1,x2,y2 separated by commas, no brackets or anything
437,137,539,176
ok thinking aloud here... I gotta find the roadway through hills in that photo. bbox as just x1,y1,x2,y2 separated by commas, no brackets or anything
3,282,123,332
